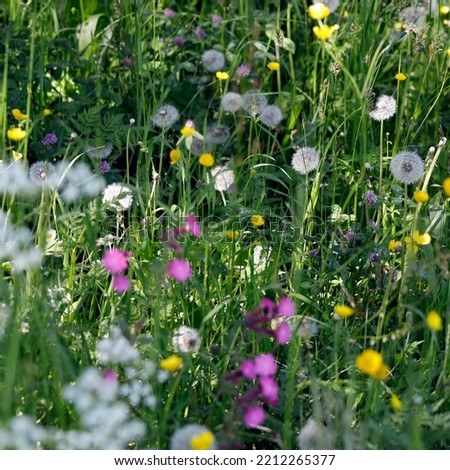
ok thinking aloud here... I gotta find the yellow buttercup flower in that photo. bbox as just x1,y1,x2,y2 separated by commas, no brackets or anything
426,310,443,331
413,231,431,245
43,108,53,116
308,3,331,20
388,240,402,252
169,149,181,165
160,354,183,373
12,108,28,120
12,150,23,161
395,22,404,30
251,214,265,227
356,349,389,380
313,24,339,40
215,71,229,80
190,431,215,450
267,61,280,71
181,126,195,137
390,394,403,411
7,128,27,142
395,72,407,81
333,304,354,318
442,177,450,197
440,5,450,14
199,153,214,167
226,229,239,240
413,190,429,203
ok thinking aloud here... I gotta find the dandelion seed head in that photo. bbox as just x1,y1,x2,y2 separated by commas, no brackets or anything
221,92,244,113
29,161,58,188
291,147,320,175
171,326,200,353
259,105,283,127
205,124,230,145
87,142,113,159
209,165,235,191
369,95,396,121
390,151,424,184
242,91,268,116
151,104,180,129
201,50,225,72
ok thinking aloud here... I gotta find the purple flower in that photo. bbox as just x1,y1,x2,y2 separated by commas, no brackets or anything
164,8,176,18
344,229,354,241
195,27,207,39
41,131,57,146
365,189,378,206
184,215,202,237
240,359,256,380
235,64,251,78
122,57,132,68
243,406,265,428
369,220,377,231
173,35,185,47
369,252,379,264
274,322,292,345
254,353,277,377
102,248,130,274
277,297,296,318
309,248,319,258
212,14,223,25
98,160,111,174
259,376,279,405
113,274,131,293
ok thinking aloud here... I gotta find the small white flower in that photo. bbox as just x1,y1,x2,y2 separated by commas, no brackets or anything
102,183,133,211
209,165,235,191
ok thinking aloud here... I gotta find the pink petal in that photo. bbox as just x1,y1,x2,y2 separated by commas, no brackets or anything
254,353,278,377
113,274,131,293
102,248,129,274
274,322,292,345
240,359,256,380
166,259,192,282
244,406,265,428
277,297,296,318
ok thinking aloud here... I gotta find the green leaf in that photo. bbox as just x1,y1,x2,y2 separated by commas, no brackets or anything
282,38,296,54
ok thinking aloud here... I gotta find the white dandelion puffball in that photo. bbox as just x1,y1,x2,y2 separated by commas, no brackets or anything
151,104,180,128
171,326,200,353
102,183,133,210
209,165,235,191
221,92,243,113
369,95,396,122
242,91,268,116
259,105,283,127
291,147,320,175
390,151,424,184
201,50,225,72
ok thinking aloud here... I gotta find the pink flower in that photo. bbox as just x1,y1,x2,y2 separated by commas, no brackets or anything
259,376,279,406
113,275,131,293
101,369,118,383
164,8,176,18
240,359,256,380
166,259,192,282
235,64,251,78
274,322,292,345
254,353,277,377
173,35,185,47
244,406,265,428
212,14,223,25
278,297,296,318
102,249,130,274
185,215,202,237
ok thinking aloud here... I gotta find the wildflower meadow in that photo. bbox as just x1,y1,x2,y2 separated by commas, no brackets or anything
1,0,450,451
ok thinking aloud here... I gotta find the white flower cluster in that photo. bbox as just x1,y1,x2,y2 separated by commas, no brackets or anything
102,183,133,211
208,165,235,192
0,211,42,271
96,326,140,364
171,326,201,353
0,416,49,450
59,367,146,449
0,160,105,202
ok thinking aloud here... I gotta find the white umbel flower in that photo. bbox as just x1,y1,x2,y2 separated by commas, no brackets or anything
369,95,396,121
102,183,133,211
390,151,424,184
291,147,320,175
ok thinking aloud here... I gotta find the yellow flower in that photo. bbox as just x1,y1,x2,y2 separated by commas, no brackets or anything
199,153,214,167
12,108,28,120
169,149,181,165
12,150,23,161
356,349,389,380
7,128,27,142
313,24,339,40
447,48,450,57
333,304,354,318
390,394,403,411
426,310,443,331
440,5,450,14
442,176,450,197
395,22,404,30
43,108,53,116
413,231,431,245
267,61,280,71
190,431,215,450
226,229,239,240
215,71,229,80
251,214,265,227
181,126,195,137
388,240,402,252
395,72,407,81
160,354,183,373
308,3,331,20
413,190,429,203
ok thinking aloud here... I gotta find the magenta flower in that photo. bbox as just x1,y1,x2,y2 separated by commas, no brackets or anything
164,8,176,18
166,259,192,282
102,249,130,274
195,27,207,39
244,406,265,428
240,359,256,380
42,131,57,146
173,35,185,47
259,376,279,405
185,215,202,237
122,57,132,68
278,297,296,318
274,322,292,345
101,369,118,383
254,353,277,377
113,274,131,293
212,14,223,25
235,64,251,78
